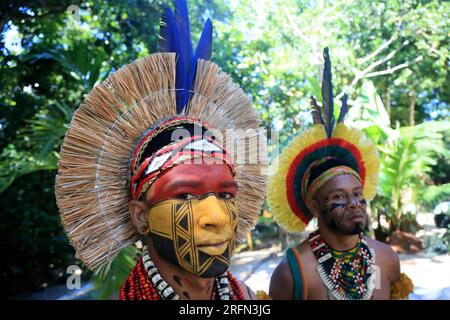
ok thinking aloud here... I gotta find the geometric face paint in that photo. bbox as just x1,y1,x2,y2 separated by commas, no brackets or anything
146,194,238,278
316,174,367,235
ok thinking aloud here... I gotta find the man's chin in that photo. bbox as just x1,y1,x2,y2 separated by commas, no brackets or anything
193,259,230,278
344,223,365,235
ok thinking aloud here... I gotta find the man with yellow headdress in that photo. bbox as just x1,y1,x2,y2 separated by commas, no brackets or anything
55,0,267,300
268,48,413,300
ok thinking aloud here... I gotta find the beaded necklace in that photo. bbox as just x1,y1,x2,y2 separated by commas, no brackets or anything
308,230,376,300
120,246,245,300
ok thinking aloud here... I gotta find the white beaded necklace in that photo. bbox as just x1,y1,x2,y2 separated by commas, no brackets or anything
141,246,232,300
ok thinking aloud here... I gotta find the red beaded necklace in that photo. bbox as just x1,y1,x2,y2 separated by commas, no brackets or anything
120,257,246,300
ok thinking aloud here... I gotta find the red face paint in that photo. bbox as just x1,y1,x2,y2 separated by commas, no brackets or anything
145,164,237,205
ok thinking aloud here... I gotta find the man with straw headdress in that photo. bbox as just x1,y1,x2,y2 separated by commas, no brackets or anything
55,0,267,300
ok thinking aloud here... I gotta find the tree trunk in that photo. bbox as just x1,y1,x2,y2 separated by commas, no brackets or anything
408,90,415,126
247,231,254,251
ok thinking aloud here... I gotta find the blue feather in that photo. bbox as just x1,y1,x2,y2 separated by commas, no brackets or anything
174,0,193,111
194,18,213,61
322,47,334,138
185,19,213,111
158,8,178,53
174,0,193,60
158,7,185,112
158,0,213,113
337,93,348,123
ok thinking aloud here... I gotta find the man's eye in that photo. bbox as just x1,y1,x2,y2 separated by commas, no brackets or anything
176,193,196,200
218,192,233,199
332,194,343,200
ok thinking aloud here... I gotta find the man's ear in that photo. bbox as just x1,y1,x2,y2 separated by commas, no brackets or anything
129,200,150,235
307,197,321,218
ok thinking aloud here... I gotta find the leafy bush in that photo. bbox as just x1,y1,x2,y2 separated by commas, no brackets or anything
421,232,449,255
0,171,78,298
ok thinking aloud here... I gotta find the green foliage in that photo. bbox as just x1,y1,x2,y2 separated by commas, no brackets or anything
21,102,73,157
350,81,449,230
25,43,108,91
421,232,450,255
91,245,139,300
377,121,449,229
0,144,58,194
421,184,450,212
0,0,448,298
0,170,78,298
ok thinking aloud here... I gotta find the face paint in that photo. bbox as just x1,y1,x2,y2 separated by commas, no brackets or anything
147,164,238,204
316,174,367,235
321,204,364,235
146,194,238,278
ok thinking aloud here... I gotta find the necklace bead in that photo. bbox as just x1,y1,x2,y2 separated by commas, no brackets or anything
120,246,246,300
309,230,376,300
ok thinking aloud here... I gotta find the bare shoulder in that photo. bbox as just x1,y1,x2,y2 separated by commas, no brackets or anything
296,240,313,257
269,255,293,300
365,236,400,282
293,240,317,273
365,236,399,261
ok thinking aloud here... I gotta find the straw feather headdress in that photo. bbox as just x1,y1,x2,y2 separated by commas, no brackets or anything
267,48,380,232
55,0,267,272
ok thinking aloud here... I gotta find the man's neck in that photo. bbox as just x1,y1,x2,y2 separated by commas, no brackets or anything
146,239,215,300
317,221,360,251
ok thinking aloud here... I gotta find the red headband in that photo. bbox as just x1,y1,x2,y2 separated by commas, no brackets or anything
129,117,235,200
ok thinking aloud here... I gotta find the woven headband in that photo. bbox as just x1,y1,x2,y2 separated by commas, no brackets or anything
130,117,235,200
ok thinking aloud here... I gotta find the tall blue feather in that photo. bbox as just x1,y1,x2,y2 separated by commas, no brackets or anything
174,0,193,111
158,0,213,113
158,8,178,53
322,47,334,138
193,18,213,61
187,18,213,103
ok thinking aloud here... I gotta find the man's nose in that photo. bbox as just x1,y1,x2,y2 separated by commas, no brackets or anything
347,196,358,209
197,196,230,232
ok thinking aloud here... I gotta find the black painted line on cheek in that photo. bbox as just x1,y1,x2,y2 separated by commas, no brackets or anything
329,202,346,226
330,202,346,211
337,209,346,226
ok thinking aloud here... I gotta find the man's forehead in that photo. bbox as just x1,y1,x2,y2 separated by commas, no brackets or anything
319,174,362,194
163,163,235,177
151,163,235,187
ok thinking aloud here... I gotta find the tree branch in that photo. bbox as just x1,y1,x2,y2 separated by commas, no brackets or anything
364,55,423,78
357,32,398,65
336,38,413,100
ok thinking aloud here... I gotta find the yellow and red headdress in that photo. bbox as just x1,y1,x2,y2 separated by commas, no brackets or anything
267,48,380,232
